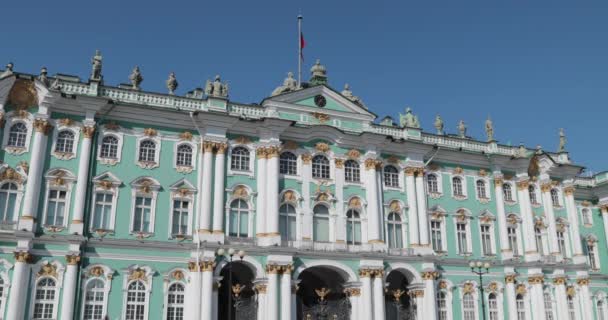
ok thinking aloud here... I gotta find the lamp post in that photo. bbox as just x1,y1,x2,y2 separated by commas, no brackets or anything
469,260,491,320
217,248,245,320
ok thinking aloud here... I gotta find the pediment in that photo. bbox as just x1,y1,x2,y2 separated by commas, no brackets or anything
92,171,122,184
262,85,376,121
169,178,196,191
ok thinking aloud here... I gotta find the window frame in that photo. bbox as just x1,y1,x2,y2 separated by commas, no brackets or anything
383,165,400,189
29,261,65,320
2,114,33,155
461,291,478,320
451,175,467,199
311,154,331,180
454,211,473,255
581,208,593,226
279,202,298,242
543,290,556,320
479,216,496,256
343,159,361,184
227,198,252,238
41,169,76,230
0,180,24,228
81,264,113,320
129,178,160,235
51,127,80,160
97,131,124,165
386,210,406,249
345,208,362,245
550,188,562,207
476,179,490,201
426,173,442,195
279,151,299,176
164,281,186,320
503,183,516,203
312,203,331,242
90,172,122,233
174,141,197,173
229,145,253,174
431,214,448,253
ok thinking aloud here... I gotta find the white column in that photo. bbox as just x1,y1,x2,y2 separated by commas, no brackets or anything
69,124,95,234
517,180,538,259
360,270,374,320
405,169,419,246
505,275,518,320
414,291,425,320
528,276,546,320
301,156,312,241
364,159,381,243
256,284,268,320
553,277,569,320
541,183,560,255
186,265,202,320
415,169,429,246
423,272,437,320
266,147,280,243
267,267,279,320
334,159,346,243
19,119,50,231
373,270,385,320
60,255,80,320
280,270,292,320
290,282,297,320
201,262,214,320
212,143,227,234
601,207,608,249
212,279,219,320
578,279,593,320
5,252,31,320
564,187,584,259
494,178,511,257
345,288,361,320
256,148,267,237
199,142,214,233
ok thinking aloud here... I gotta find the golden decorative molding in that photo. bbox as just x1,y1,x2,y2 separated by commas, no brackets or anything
487,282,499,293
348,197,362,209
104,122,120,130
233,186,249,198
38,263,58,278
462,282,475,294
301,153,312,164
334,158,344,169
453,166,464,175
312,112,330,123
387,156,400,165
66,255,80,265
187,262,199,272
566,286,576,297
364,158,377,170
143,128,157,137
516,180,530,191
528,276,544,285
89,266,105,277
410,289,425,298
179,131,193,141
421,271,439,280
541,183,553,193
563,186,575,196
344,287,361,297
266,146,280,158
216,143,227,154
359,268,372,278
346,149,361,159
494,178,504,187
266,263,281,274
97,180,113,190
234,136,251,144
82,125,96,138
128,268,148,282
315,287,331,301
33,119,52,135
200,260,215,272
282,140,299,150
478,169,488,177
282,190,297,203
57,118,74,127
203,141,215,153
172,270,184,281
8,79,37,109
0,167,22,183
576,278,590,286
256,147,267,158
516,284,527,295
505,274,517,284
315,142,330,153
438,280,449,290
14,251,32,263
404,167,418,176
255,284,267,293
389,200,401,212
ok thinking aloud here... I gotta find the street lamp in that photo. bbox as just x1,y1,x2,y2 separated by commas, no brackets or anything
469,260,491,320
217,248,246,320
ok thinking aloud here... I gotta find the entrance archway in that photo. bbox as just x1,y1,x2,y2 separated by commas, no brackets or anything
218,261,257,320
296,266,351,320
385,270,416,320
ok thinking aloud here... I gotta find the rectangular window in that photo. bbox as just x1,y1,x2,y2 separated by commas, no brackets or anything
92,192,113,230
45,189,67,226
172,200,190,236
431,221,443,252
508,227,519,256
481,225,493,255
557,231,567,257
456,222,468,254
589,245,598,270
535,227,545,256
133,196,152,233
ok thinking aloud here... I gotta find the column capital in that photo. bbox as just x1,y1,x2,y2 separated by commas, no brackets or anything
505,274,518,284
359,267,384,278
516,180,530,190
65,254,81,265
255,283,268,294
409,289,425,298
600,205,608,214
215,142,228,154
334,158,344,169
200,260,216,272
552,276,567,285
528,275,544,285
266,146,280,158
202,141,215,153
494,177,504,187
576,278,590,286
344,287,361,297
563,186,576,196
33,118,52,135
82,125,96,139
14,251,33,263
187,261,199,272
404,166,424,176
266,263,281,274
301,153,312,164
364,158,382,170
421,271,440,281
541,182,554,193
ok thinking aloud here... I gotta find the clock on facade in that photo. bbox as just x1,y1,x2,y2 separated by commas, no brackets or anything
314,95,327,108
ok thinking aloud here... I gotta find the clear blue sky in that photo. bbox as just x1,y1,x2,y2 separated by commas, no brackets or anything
2,1,607,172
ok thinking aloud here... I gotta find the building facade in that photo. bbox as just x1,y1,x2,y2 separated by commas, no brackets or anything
0,56,606,320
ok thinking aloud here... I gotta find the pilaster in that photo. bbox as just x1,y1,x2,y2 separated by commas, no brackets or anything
541,181,560,257
5,251,33,320
70,122,95,234
61,254,81,320
563,186,584,263
212,142,228,241
405,167,420,247
516,178,539,262
494,175,511,260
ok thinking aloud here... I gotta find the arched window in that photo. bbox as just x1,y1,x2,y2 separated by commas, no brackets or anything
0,182,18,223
33,278,57,319
503,183,513,201
386,212,403,249
550,189,560,206
427,174,439,193
581,208,592,225
528,185,538,204
8,122,27,148
462,293,476,320
312,155,330,179
452,177,464,197
346,209,362,245
166,282,185,320
100,135,119,159
567,295,576,320
279,203,297,241
488,293,499,320
175,144,193,167
125,280,148,320
279,152,297,175
437,291,448,320
231,147,250,171
138,140,156,163
312,205,330,242
516,294,526,320
383,165,399,188
83,279,106,320
598,300,606,320
544,292,555,320
55,130,75,153
476,180,487,199
229,199,249,238
344,160,360,183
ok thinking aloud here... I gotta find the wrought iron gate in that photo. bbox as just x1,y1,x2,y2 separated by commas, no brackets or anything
300,288,351,320
385,300,416,320
233,295,257,320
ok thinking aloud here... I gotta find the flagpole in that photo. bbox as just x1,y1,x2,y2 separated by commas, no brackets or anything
298,14,303,88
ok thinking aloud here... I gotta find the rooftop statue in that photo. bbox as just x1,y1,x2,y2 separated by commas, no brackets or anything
90,50,103,81
166,72,178,95
38,67,49,87
0,62,14,79
271,72,298,96
434,115,444,135
458,120,467,138
380,116,394,127
485,117,494,141
559,128,566,152
129,66,143,90
309,59,328,86
205,75,229,98
341,84,366,108
399,107,420,128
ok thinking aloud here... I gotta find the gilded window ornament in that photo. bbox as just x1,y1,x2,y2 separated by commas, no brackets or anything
33,119,53,135
462,282,475,294
0,167,22,183
179,131,193,141
315,142,330,153
14,109,30,119
315,287,331,301
301,153,312,164
516,284,527,295
282,140,299,150
89,266,105,278
478,169,487,177
438,280,449,289
282,190,297,203
311,112,330,123
38,262,58,278
487,282,499,293
233,186,249,198
334,158,344,169
143,128,157,137
348,197,362,209
316,192,330,202
234,136,251,144
453,167,464,175
566,286,576,297
104,122,120,130
346,149,361,159
171,270,184,281
387,156,400,165
389,200,401,212
128,268,147,282
57,118,74,127
581,200,591,207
